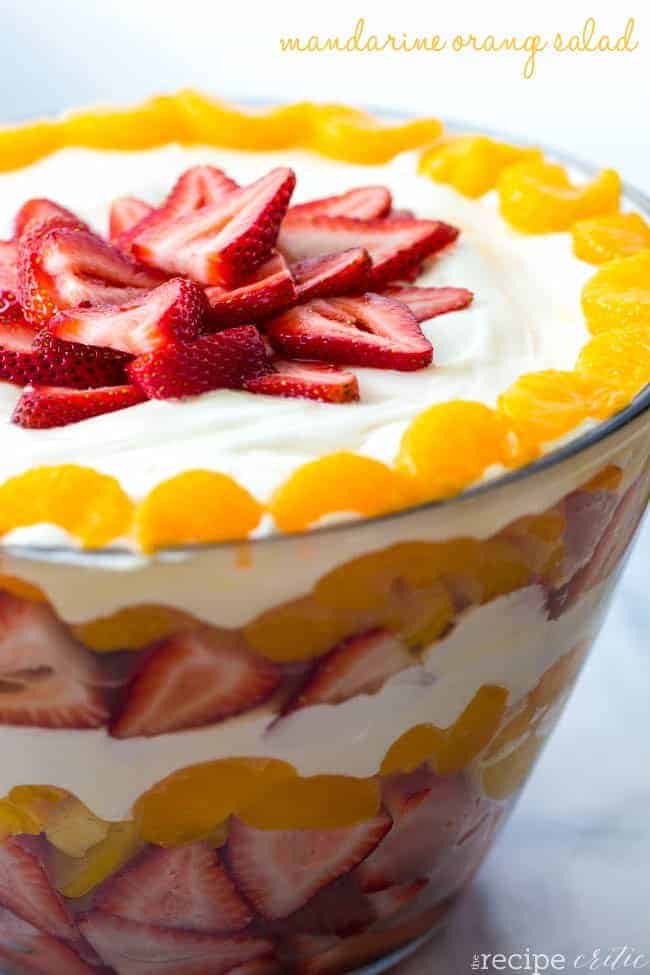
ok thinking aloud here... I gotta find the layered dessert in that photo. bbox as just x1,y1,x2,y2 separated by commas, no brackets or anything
0,94,648,975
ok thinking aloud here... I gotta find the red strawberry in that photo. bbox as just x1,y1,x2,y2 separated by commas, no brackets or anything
13,198,88,238
109,196,155,242
128,325,271,400
0,322,130,389
0,592,109,727
165,165,240,214
265,294,433,371
551,469,649,617
93,842,252,932
0,240,17,292
110,627,280,737
284,629,412,713
225,812,392,920
12,383,146,429
229,961,282,975
79,912,274,975
279,875,375,938
0,289,22,322
244,360,359,404
116,167,240,255
0,838,79,941
132,168,296,287
291,249,371,302
365,878,428,920
381,285,474,321
49,277,208,355
286,187,392,222
280,216,458,289
18,224,164,326
356,768,478,892
0,907,96,975
206,251,297,327
559,487,620,582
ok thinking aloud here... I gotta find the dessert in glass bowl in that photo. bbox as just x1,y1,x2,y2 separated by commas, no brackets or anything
0,93,648,975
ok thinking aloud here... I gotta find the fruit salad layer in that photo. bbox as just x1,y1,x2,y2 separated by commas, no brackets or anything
0,97,648,975
0,97,647,553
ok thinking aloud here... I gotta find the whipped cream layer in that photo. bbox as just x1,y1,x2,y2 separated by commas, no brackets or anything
0,583,609,819
0,143,595,522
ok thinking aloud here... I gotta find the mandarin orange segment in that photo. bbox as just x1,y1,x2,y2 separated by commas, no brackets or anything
576,324,650,400
433,685,509,775
419,135,542,198
54,821,141,899
0,573,47,603
135,470,264,552
0,799,41,839
72,604,197,652
63,95,186,150
8,785,109,857
240,775,381,830
481,735,544,799
581,251,650,334
244,594,367,662
0,465,134,548
0,120,62,172
498,160,620,233
572,212,650,264
173,90,308,150
270,453,416,533
499,509,567,580
396,401,516,500
380,725,447,775
580,464,623,494
310,105,443,164
497,370,626,451
134,758,297,846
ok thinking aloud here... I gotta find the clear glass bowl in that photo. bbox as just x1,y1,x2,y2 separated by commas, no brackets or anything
0,135,648,975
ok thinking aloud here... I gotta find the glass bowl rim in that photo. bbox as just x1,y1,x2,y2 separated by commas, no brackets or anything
3,105,649,563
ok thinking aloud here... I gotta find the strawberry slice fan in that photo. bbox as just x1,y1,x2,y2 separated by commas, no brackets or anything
0,164,473,428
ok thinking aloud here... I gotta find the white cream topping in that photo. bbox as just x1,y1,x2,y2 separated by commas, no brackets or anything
0,583,608,819
0,143,595,514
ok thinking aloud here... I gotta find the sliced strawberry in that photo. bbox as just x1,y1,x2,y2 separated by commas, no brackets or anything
128,324,271,399
244,360,359,404
0,838,78,941
365,878,428,920
284,629,412,713
551,470,649,617
280,216,458,289
356,768,479,892
110,627,280,737
165,165,240,214
265,294,433,371
0,907,96,975
0,322,130,389
116,167,240,256
0,240,17,292
226,812,391,920
291,249,371,302
109,196,155,242
382,285,474,321
229,961,282,975
559,487,620,582
279,875,375,938
93,842,252,932
0,592,109,727
49,277,208,355
79,912,274,975
133,168,296,287
286,187,392,222
13,198,88,238
18,224,164,326
12,383,146,429
0,289,23,323
206,251,297,327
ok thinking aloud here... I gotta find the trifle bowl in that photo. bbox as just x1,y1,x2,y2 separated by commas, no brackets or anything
0,94,648,975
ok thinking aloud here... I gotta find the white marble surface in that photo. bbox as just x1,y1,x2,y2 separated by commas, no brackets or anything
398,516,650,973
